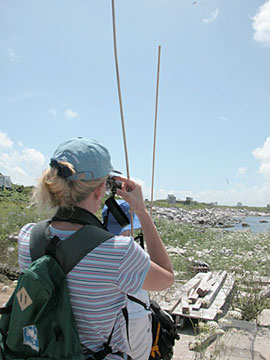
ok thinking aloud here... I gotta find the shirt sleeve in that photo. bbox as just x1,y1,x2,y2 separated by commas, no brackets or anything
18,223,36,269
117,236,151,294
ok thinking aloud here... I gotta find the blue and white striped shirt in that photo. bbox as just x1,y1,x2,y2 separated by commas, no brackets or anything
18,223,151,359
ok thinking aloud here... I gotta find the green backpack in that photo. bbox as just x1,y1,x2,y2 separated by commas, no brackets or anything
0,216,116,360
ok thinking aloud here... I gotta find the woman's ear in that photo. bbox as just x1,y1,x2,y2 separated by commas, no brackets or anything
93,186,101,200
94,181,106,200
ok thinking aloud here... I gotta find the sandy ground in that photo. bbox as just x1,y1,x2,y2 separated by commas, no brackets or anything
1,279,269,360
173,327,196,360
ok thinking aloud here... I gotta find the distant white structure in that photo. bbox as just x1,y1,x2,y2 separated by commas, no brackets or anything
0,174,12,189
237,202,243,207
185,197,194,205
167,194,176,204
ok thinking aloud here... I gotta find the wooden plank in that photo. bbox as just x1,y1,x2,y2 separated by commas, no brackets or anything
169,296,182,313
201,271,227,309
181,293,190,314
192,298,202,311
189,288,200,304
196,272,213,296
182,273,202,296
169,272,235,321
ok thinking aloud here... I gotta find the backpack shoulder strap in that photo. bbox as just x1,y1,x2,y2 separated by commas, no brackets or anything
30,220,51,260
127,294,149,310
30,221,115,274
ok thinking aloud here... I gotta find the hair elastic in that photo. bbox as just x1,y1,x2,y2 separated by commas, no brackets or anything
50,158,73,178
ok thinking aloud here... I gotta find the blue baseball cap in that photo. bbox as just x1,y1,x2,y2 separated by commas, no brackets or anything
52,137,115,181
102,200,141,235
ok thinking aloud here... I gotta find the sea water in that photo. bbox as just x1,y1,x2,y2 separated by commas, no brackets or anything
230,216,270,234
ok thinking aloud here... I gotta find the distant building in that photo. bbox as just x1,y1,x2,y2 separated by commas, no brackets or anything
185,197,194,205
237,202,243,207
0,174,12,189
167,194,176,204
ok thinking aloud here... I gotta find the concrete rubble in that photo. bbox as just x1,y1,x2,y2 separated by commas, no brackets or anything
151,206,270,228
173,312,270,360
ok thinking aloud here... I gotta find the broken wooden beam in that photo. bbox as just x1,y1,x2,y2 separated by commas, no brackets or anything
182,273,202,296
197,272,213,296
201,271,227,308
189,288,200,304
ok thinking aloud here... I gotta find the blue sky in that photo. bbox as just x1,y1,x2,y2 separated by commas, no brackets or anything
1,0,270,206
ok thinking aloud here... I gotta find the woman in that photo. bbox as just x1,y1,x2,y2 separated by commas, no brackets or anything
102,200,152,360
18,137,174,359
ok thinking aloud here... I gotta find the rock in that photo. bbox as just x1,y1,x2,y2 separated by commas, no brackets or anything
227,310,242,320
11,280,18,288
8,233,18,242
260,286,270,299
241,222,250,227
7,246,15,254
150,205,270,229
257,309,270,327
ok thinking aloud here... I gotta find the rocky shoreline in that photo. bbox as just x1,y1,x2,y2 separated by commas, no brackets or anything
150,206,270,228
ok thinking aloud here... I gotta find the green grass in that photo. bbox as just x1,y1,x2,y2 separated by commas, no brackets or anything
0,187,47,266
1,188,270,279
154,217,270,278
1,187,270,320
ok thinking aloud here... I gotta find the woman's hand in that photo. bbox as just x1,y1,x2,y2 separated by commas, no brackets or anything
115,176,175,291
114,176,146,216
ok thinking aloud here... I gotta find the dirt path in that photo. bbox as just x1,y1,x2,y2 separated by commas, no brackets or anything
172,328,195,360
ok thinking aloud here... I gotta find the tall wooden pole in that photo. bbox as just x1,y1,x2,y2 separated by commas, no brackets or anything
111,0,133,234
150,45,161,217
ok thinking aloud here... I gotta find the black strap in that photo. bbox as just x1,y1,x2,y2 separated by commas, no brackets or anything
104,197,130,228
52,206,108,228
127,294,149,310
0,305,12,315
83,345,124,360
122,306,131,349
30,207,115,274
134,232,144,249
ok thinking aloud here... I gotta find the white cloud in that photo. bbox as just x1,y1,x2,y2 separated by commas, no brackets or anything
253,137,270,162
203,8,219,24
21,148,46,167
253,137,270,179
0,132,13,149
145,183,270,207
219,116,228,122
258,162,270,178
252,1,270,47
5,47,20,63
0,133,46,186
237,167,247,177
65,109,79,119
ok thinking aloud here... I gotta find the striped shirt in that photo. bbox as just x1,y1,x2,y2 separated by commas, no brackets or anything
18,223,151,359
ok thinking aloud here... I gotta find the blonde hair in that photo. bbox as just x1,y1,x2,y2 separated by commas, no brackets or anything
32,161,107,212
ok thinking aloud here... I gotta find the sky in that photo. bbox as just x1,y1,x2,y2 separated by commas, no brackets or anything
0,0,270,206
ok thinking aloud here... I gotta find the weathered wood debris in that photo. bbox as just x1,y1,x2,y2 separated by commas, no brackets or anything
168,271,235,321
